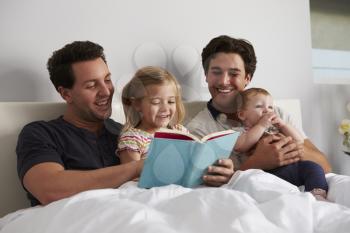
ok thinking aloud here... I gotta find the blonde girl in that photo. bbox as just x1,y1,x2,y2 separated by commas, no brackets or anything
116,66,187,164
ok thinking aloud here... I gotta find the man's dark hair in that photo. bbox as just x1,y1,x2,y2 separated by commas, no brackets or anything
201,35,257,78
47,41,106,91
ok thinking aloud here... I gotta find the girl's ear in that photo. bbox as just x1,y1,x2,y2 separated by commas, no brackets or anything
58,86,73,103
131,98,142,112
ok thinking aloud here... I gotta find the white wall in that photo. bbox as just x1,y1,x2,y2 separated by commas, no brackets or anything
2,0,347,173
0,0,314,100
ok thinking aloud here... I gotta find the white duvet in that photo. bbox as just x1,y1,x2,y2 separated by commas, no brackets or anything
1,169,350,233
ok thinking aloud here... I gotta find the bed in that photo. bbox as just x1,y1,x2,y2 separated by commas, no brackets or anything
1,100,350,232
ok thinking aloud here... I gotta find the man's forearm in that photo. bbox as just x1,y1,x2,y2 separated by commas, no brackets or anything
23,161,143,205
303,139,332,173
239,154,273,171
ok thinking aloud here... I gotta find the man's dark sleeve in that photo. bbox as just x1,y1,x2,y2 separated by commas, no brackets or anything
16,122,63,182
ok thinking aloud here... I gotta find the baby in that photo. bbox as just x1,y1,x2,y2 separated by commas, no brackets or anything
234,87,328,201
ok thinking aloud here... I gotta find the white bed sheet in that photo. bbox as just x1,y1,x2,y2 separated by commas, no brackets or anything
1,169,350,233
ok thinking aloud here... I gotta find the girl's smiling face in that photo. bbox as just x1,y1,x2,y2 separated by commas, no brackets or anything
136,83,177,133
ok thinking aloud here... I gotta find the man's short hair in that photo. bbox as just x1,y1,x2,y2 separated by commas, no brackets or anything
201,35,257,78
47,41,106,91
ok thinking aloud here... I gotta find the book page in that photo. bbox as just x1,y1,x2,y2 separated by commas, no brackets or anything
155,128,237,143
155,128,201,142
201,129,236,142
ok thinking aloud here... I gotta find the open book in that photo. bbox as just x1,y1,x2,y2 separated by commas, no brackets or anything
138,129,239,188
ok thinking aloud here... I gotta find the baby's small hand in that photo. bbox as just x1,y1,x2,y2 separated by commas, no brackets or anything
258,112,275,129
271,115,285,128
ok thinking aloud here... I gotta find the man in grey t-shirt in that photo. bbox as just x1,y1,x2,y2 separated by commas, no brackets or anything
186,35,331,173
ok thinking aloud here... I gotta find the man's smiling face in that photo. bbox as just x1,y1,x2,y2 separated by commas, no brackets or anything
205,52,251,113
66,58,114,122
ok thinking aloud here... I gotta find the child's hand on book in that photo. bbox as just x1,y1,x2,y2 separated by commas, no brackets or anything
203,158,234,187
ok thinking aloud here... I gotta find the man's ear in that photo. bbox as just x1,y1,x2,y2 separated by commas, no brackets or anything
58,86,73,103
244,74,252,87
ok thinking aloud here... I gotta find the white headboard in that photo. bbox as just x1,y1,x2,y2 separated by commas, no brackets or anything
274,99,302,130
0,102,67,217
0,99,301,217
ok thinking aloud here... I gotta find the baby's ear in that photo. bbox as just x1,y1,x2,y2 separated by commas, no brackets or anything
237,111,245,121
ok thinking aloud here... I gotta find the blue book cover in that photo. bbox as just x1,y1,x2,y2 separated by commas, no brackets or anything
138,129,239,188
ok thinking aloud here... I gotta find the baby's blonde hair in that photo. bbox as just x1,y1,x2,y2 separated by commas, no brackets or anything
239,87,272,110
121,66,185,131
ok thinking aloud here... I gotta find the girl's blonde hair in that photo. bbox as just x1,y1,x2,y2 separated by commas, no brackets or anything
121,66,185,131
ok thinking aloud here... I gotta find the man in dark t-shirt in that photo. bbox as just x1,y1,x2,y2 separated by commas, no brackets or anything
17,117,122,206
17,41,235,206
16,41,145,206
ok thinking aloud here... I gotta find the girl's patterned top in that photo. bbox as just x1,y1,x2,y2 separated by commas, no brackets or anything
116,124,188,159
